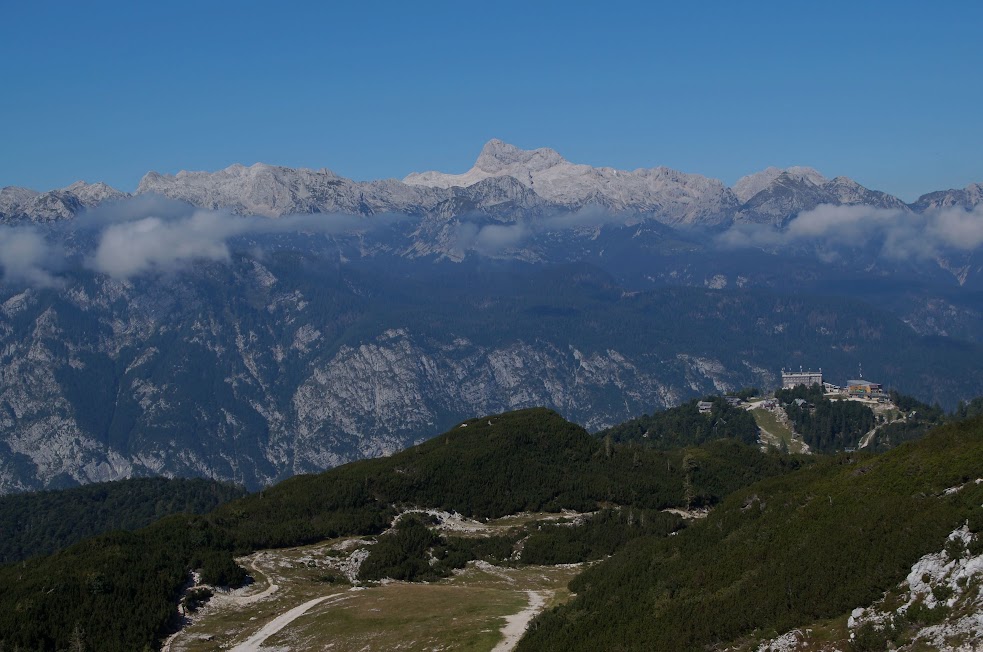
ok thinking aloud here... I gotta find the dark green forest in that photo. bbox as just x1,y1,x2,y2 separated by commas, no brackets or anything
355,508,687,583
776,384,876,452
0,477,245,564
598,397,760,449
774,385,954,453
517,415,983,651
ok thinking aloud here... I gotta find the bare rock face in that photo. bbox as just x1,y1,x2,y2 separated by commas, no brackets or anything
61,181,130,207
0,183,129,223
406,139,741,225
137,163,373,217
0,255,792,494
910,182,983,212
0,187,40,220
1,246,981,495
733,167,911,225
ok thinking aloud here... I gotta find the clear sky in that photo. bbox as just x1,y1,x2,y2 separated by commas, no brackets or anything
2,0,981,201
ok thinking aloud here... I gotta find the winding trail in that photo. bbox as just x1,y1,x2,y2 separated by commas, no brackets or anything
161,555,280,652
236,553,280,605
491,590,548,652
230,594,348,652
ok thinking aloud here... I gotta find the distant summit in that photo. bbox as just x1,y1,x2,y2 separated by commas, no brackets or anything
733,166,825,202
476,138,566,172
405,139,739,224
909,182,983,212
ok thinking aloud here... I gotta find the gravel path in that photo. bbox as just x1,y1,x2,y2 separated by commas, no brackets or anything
491,590,548,652
230,594,348,652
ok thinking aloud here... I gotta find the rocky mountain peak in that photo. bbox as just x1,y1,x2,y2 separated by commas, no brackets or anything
404,140,738,224
908,181,983,213
783,166,827,187
474,139,566,173
732,166,827,204
2,144,970,227
135,171,164,192
732,167,784,203
61,181,128,207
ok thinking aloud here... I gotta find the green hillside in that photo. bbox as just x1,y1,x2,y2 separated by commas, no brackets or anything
517,415,983,651
0,408,795,651
598,397,760,449
213,407,795,552
0,477,246,564
5,407,977,651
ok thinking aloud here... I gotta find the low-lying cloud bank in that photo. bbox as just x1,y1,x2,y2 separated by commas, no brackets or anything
88,205,384,278
0,228,63,287
2,198,982,287
718,204,983,259
0,197,398,285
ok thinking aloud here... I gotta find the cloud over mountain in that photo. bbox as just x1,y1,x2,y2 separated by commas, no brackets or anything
0,227,62,287
0,197,400,285
87,203,400,279
718,203,983,260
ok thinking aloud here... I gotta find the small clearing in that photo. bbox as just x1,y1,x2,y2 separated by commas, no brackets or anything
751,407,809,454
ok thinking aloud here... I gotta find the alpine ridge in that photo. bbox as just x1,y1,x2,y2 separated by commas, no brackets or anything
3,140,981,226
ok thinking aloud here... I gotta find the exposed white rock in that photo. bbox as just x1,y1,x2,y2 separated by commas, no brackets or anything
406,139,739,225
61,180,129,207
755,629,808,652
733,167,785,203
911,182,983,212
762,525,983,651
0,186,40,219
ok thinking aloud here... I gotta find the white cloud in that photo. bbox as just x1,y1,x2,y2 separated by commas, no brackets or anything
0,228,61,287
0,197,406,283
717,203,983,260
91,212,238,278
82,200,393,279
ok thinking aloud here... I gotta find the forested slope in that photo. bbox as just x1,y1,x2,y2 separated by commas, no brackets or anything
0,477,246,563
0,407,795,651
598,397,760,449
517,415,983,651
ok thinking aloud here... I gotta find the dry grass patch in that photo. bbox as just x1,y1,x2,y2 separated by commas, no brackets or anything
169,540,582,652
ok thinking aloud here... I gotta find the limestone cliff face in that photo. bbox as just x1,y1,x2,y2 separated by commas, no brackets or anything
1,249,980,495
0,259,768,494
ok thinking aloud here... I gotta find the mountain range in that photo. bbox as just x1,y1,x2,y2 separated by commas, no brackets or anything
1,141,983,496
2,139,981,225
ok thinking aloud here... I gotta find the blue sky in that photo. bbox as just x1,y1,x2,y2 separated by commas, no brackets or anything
1,1,981,201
